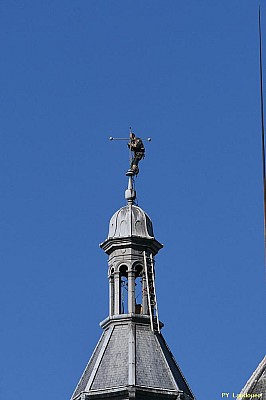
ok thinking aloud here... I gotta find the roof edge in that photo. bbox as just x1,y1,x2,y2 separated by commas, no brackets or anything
239,356,266,394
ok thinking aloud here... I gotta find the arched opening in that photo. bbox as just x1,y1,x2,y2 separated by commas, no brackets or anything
134,264,144,314
119,265,128,314
109,267,115,316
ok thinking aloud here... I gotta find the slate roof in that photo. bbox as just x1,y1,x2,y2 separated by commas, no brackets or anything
71,316,194,400
239,356,266,397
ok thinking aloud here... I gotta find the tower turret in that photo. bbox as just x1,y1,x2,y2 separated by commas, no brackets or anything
70,133,195,400
101,175,163,323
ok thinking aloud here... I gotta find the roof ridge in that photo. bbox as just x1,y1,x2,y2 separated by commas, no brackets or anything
239,356,266,394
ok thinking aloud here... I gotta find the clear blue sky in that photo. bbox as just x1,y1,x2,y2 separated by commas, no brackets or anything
0,1,265,399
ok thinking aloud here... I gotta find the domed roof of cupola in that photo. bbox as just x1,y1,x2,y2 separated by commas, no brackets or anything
108,204,154,239
100,176,163,255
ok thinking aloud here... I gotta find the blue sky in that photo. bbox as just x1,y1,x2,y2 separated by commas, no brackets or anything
0,1,265,399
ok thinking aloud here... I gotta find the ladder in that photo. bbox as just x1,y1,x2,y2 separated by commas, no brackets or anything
143,251,160,333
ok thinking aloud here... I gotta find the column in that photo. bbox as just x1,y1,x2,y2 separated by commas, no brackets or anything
109,275,114,316
142,275,149,315
114,271,120,315
127,270,135,314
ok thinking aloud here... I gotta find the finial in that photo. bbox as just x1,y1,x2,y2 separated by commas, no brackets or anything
125,175,136,204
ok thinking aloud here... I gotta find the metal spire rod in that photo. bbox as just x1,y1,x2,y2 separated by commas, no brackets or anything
258,6,266,249
110,127,151,141
109,137,152,141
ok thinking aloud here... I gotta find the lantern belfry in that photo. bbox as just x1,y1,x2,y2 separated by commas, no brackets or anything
70,131,195,400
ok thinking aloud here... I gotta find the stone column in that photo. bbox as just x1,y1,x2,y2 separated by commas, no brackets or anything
127,270,135,314
109,275,114,316
142,275,149,315
114,271,120,315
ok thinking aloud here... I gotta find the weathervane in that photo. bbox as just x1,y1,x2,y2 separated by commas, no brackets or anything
109,128,151,176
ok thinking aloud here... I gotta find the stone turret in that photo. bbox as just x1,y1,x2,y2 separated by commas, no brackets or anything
70,173,195,400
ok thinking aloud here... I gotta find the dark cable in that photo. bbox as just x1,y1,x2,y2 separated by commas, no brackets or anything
259,6,266,270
